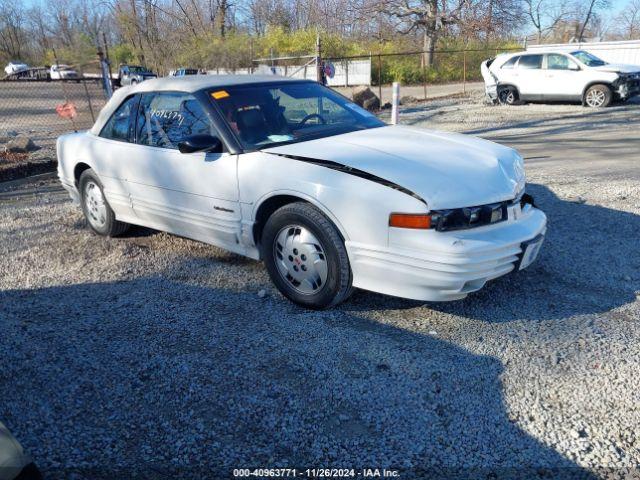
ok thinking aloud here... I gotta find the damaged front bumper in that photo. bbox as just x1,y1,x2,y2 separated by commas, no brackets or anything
347,201,547,302
616,74,640,99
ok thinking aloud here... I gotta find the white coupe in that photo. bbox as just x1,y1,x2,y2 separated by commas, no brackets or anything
57,75,547,308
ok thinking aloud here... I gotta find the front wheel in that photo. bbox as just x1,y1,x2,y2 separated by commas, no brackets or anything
79,169,129,237
584,84,612,108
261,202,353,309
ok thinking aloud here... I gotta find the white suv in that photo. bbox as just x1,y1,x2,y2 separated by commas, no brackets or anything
481,49,640,107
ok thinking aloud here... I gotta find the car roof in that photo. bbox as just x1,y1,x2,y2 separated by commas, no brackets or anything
124,74,304,94
89,74,311,136
504,49,579,57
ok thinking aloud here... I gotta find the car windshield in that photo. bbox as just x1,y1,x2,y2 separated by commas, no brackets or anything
570,51,607,66
129,66,149,73
210,81,384,150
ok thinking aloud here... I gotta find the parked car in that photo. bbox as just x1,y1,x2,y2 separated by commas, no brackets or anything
173,68,200,76
481,49,640,107
50,64,80,80
117,65,157,86
56,75,546,308
4,61,29,76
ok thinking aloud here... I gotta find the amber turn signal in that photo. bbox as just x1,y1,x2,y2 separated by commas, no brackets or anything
389,213,432,229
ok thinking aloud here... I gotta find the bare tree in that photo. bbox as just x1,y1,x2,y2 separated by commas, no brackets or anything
373,0,470,66
575,0,610,41
0,0,27,61
523,0,569,42
615,0,640,39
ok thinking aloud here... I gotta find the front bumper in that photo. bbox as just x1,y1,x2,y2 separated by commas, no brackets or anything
617,79,640,99
346,204,547,301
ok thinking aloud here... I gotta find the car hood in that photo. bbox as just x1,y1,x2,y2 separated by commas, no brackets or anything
592,63,640,74
265,125,524,210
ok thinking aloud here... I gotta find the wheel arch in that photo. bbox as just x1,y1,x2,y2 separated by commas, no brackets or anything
251,191,350,249
582,81,613,103
73,162,92,187
497,83,520,96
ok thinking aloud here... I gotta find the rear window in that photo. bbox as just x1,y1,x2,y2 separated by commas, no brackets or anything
518,55,543,69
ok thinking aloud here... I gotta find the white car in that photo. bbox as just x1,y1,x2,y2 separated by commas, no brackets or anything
56,76,546,308
50,64,80,80
482,49,640,107
4,61,29,76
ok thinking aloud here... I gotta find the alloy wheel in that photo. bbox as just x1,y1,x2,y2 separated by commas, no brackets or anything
273,225,328,295
84,181,107,229
586,89,606,107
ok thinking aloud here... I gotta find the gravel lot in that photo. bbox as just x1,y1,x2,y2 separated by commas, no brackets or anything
1,95,639,479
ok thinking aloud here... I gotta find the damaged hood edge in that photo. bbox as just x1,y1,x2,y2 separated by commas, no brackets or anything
264,125,524,210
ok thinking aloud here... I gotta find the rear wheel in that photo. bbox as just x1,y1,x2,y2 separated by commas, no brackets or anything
584,84,612,108
498,86,519,105
261,202,353,309
79,169,129,237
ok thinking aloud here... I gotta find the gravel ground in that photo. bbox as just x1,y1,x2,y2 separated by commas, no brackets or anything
1,95,639,479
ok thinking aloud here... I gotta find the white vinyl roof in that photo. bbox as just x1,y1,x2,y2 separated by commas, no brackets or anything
90,74,303,135
127,74,301,93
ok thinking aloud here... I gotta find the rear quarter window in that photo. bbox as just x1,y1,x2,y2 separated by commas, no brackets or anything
99,95,138,142
518,55,543,69
501,56,520,69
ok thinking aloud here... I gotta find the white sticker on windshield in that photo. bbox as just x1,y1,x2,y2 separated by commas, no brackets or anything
345,102,376,118
267,134,294,142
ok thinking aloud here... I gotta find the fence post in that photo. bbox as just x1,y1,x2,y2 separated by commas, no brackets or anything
345,60,349,87
377,54,382,104
316,34,322,83
81,74,95,122
102,32,113,90
391,82,399,125
422,53,427,101
98,48,113,99
463,50,467,94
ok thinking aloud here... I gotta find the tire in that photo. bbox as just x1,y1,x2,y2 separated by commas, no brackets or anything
261,202,353,309
79,169,129,237
584,84,612,108
498,86,519,105
130,79,137,86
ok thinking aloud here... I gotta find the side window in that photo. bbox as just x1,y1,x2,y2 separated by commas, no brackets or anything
501,56,520,69
135,92,217,149
100,95,138,142
518,55,543,69
546,54,577,70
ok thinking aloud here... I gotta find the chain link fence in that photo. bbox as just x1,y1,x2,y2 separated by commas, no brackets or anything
0,78,107,181
327,46,521,104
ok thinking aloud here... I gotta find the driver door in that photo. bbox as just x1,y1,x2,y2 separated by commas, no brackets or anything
125,91,243,253
543,53,584,100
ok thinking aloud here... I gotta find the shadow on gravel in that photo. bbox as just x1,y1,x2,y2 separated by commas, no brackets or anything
1,278,597,479
347,183,640,323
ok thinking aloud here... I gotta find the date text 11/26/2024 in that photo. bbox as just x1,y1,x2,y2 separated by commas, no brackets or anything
233,468,400,478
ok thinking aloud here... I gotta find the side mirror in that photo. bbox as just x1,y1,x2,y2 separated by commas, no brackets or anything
178,134,222,154
568,63,580,71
